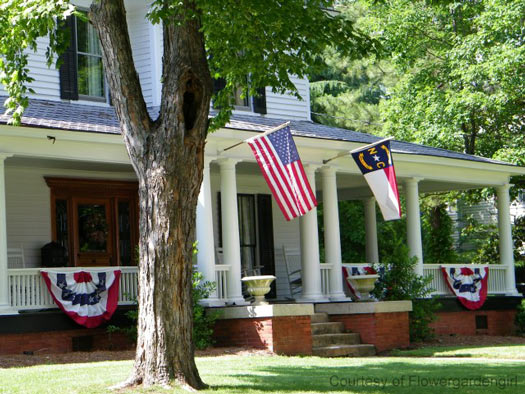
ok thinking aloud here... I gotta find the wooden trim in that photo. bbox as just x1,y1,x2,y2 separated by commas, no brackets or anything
46,177,139,267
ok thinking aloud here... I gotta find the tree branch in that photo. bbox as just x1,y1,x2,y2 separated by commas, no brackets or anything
89,0,152,168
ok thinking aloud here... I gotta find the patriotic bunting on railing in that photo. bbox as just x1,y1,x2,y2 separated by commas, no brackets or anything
342,266,377,300
40,269,121,328
441,266,489,310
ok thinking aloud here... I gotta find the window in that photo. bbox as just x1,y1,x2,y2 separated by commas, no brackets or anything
213,77,267,114
76,15,105,100
46,178,139,267
59,13,108,102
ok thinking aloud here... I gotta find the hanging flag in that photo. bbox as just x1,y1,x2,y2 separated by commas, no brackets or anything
351,139,401,221
41,269,121,328
247,125,317,221
441,266,489,310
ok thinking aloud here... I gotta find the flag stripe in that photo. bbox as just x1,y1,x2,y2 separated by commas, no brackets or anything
296,160,317,210
258,136,302,217
248,140,293,220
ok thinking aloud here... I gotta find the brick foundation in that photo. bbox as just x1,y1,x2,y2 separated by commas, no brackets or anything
0,328,133,355
213,315,312,355
330,312,410,352
431,310,517,336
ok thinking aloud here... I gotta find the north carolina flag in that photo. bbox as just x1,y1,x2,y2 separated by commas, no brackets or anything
351,139,401,221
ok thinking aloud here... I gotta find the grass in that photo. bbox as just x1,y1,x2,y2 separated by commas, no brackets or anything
1,353,525,394
390,344,525,360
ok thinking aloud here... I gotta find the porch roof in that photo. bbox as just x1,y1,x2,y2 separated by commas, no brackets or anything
0,97,519,169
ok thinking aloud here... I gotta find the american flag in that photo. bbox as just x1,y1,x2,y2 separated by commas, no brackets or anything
247,125,317,221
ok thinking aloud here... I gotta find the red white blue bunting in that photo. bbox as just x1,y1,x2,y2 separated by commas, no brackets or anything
40,269,121,328
441,266,489,310
342,266,377,300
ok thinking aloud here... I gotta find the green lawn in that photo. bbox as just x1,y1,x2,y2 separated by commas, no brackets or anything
1,353,524,394
390,344,525,360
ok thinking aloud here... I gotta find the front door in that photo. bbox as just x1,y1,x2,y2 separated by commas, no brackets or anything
73,198,114,267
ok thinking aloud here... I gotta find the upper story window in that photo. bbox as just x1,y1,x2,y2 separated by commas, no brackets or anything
59,13,108,103
213,77,267,114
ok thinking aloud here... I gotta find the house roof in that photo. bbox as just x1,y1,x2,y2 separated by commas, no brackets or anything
0,97,514,167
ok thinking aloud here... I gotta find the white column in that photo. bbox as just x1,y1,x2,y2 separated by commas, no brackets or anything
196,157,223,306
363,197,379,265
321,166,346,300
405,178,424,276
299,165,327,302
218,158,246,305
0,154,13,313
496,184,518,295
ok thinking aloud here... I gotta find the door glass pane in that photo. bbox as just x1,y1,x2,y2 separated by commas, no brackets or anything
55,199,69,258
78,204,108,252
238,195,256,274
118,201,132,266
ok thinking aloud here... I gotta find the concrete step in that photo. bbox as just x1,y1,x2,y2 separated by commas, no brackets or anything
310,313,329,324
312,333,361,347
312,344,376,357
311,322,344,335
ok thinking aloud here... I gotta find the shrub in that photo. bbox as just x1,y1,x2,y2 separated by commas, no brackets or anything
516,299,525,334
108,271,217,350
372,237,439,342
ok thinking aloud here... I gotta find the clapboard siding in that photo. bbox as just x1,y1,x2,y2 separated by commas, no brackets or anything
265,75,310,120
209,167,301,299
5,165,136,268
127,6,154,106
0,36,61,100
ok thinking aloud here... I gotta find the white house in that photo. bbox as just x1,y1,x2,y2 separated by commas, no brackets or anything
0,0,524,355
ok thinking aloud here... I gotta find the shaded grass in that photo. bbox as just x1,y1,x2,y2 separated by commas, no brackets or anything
390,344,525,360
1,354,524,393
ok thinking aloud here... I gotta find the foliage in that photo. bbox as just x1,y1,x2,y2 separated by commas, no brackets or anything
107,272,217,350
192,272,219,350
308,1,397,134
516,299,525,335
371,0,525,168
372,235,439,342
421,198,457,264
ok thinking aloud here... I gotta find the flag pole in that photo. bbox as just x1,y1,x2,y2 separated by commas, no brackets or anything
349,136,394,153
323,136,394,164
220,121,290,153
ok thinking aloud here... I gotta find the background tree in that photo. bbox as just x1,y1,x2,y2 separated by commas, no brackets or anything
0,0,374,390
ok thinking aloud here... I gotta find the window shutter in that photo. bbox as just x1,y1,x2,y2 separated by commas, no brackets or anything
253,87,267,114
213,77,226,95
59,15,78,100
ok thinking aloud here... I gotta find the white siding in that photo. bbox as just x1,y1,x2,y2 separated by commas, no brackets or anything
5,165,136,268
0,36,61,101
265,75,311,121
127,6,154,107
209,167,301,299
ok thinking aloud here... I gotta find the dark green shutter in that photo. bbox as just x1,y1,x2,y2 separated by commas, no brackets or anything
59,15,78,100
253,87,267,114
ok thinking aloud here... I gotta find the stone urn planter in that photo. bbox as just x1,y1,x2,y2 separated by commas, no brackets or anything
241,275,276,305
347,274,379,301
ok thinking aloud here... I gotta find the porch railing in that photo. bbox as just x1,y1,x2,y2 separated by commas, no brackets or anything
8,267,139,311
215,265,230,301
423,264,508,295
320,264,333,296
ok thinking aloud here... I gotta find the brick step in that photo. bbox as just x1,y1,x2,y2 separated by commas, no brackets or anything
312,333,361,347
312,344,376,357
310,313,329,324
311,322,344,335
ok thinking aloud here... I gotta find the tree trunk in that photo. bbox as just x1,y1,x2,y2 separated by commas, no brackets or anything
90,0,212,390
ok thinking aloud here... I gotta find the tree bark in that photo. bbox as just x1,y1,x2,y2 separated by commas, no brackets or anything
90,0,212,390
